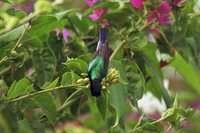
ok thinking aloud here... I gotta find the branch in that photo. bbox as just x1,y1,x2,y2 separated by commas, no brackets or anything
7,84,84,103
110,39,127,61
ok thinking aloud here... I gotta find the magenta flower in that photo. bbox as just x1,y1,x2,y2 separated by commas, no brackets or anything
85,0,97,7
130,0,143,10
149,28,160,34
89,8,107,21
147,2,172,25
172,0,186,6
55,28,70,42
100,19,110,27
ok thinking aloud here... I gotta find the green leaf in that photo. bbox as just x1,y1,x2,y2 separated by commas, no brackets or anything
108,83,128,127
0,25,26,59
64,59,88,74
34,93,56,124
32,48,56,86
0,106,18,133
134,115,164,132
142,43,163,99
47,31,65,70
6,81,17,97
1,0,11,3
61,72,81,85
122,60,145,102
160,95,195,127
6,8,26,19
53,9,78,21
78,54,92,63
68,15,92,34
127,32,148,51
7,78,32,99
142,43,172,107
42,78,59,89
34,0,52,13
27,16,59,37
96,92,108,119
18,119,34,133
21,37,43,52
170,52,200,93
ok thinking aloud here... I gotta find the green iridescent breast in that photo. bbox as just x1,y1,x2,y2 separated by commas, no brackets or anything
88,56,106,80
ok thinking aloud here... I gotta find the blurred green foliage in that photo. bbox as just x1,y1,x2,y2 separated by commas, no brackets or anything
0,0,200,132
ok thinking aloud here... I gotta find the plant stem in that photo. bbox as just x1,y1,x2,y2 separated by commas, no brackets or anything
57,96,80,112
110,39,127,61
11,24,29,51
0,56,8,64
8,84,83,103
143,54,172,108
159,31,174,54
64,88,83,104
0,65,12,77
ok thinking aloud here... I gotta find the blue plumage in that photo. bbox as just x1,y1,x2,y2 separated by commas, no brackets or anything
87,28,110,97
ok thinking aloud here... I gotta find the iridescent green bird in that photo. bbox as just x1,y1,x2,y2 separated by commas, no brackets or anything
87,28,110,97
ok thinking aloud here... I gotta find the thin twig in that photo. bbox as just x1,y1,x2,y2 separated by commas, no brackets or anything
11,24,29,51
159,31,174,50
0,65,12,77
110,39,127,61
7,84,83,103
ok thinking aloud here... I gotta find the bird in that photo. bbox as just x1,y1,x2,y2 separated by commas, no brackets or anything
87,28,110,97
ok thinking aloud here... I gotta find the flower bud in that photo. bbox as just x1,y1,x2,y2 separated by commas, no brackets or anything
102,85,106,90
76,79,84,84
106,83,109,86
81,73,88,77
111,79,118,84
86,84,90,89
84,78,89,83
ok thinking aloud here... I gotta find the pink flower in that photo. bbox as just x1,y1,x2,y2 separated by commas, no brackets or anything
85,0,97,7
147,2,172,25
172,0,186,6
149,28,160,34
89,8,107,21
55,28,70,42
100,19,110,27
130,0,143,10
62,28,70,41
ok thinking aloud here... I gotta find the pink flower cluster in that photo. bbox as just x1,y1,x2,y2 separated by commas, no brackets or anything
147,2,172,25
130,0,144,10
130,0,185,26
85,0,110,26
89,8,107,21
85,0,97,7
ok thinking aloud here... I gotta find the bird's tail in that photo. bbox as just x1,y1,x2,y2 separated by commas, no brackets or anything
89,79,102,97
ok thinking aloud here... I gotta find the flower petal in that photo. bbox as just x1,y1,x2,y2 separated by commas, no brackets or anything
130,0,143,10
100,19,110,27
147,2,172,25
89,8,107,21
62,28,70,41
157,2,172,14
85,0,97,7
